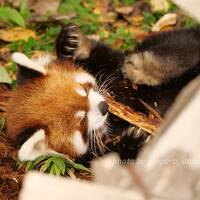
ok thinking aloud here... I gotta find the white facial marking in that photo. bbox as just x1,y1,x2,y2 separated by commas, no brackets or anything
75,110,86,120
75,72,96,85
73,130,87,154
18,129,54,161
75,87,87,97
12,52,47,75
87,90,107,131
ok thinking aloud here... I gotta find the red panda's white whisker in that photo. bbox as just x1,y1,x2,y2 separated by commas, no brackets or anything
88,130,94,153
93,130,98,155
105,121,113,136
97,130,106,154
97,73,116,92
95,130,103,154
89,130,97,155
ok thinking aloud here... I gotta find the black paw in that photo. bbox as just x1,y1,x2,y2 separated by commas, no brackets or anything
56,24,80,59
118,126,150,160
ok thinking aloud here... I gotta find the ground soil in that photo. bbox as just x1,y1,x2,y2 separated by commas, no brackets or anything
0,133,25,200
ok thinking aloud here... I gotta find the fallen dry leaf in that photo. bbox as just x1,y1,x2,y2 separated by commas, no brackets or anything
0,27,37,42
31,0,61,15
93,0,112,13
116,6,133,15
0,46,9,54
127,26,149,41
132,1,150,15
5,0,21,8
151,13,177,32
0,46,11,64
99,12,116,23
113,21,128,28
150,0,169,12
129,15,144,26
113,39,124,49
91,0,116,23
160,25,174,31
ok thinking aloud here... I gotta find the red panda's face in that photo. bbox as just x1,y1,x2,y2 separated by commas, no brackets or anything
7,53,108,161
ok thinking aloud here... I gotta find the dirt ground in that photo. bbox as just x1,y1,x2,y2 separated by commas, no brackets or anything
0,133,25,200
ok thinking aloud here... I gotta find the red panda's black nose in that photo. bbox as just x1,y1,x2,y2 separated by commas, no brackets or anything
98,101,108,116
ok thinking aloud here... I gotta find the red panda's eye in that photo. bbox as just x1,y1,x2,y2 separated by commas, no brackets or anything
80,115,87,124
84,87,90,96
82,83,94,95
82,130,88,142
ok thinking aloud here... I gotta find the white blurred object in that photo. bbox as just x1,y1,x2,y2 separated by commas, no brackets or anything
19,172,144,200
173,0,200,22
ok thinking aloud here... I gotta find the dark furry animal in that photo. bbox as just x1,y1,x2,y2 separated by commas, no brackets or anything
57,25,200,86
56,24,200,159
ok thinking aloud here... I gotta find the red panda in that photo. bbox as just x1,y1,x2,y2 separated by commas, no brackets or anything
7,24,200,162
6,52,108,161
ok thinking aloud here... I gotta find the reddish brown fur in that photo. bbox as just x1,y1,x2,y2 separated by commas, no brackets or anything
6,60,90,158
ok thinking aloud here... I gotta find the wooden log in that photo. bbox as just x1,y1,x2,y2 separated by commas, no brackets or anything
105,94,161,135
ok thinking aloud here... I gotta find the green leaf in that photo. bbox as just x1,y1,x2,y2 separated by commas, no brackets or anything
33,155,48,166
53,164,61,176
143,12,156,26
0,7,25,27
168,0,178,12
16,160,25,170
25,161,34,171
0,66,12,84
123,0,135,6
106,33,117,45
50,164,56,175
59,0,100,34
52,157,66,175
181,16,199,28
66,159,91,172
40,159,52,172
20,0,32,20
9,42,20,52
142,24,151,32
8,63,17,73
10,80,17,90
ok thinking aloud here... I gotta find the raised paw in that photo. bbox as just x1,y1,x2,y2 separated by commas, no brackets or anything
56,24,80,59
56,24,91,60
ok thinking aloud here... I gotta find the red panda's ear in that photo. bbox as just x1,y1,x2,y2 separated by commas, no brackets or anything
12,52,51,84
